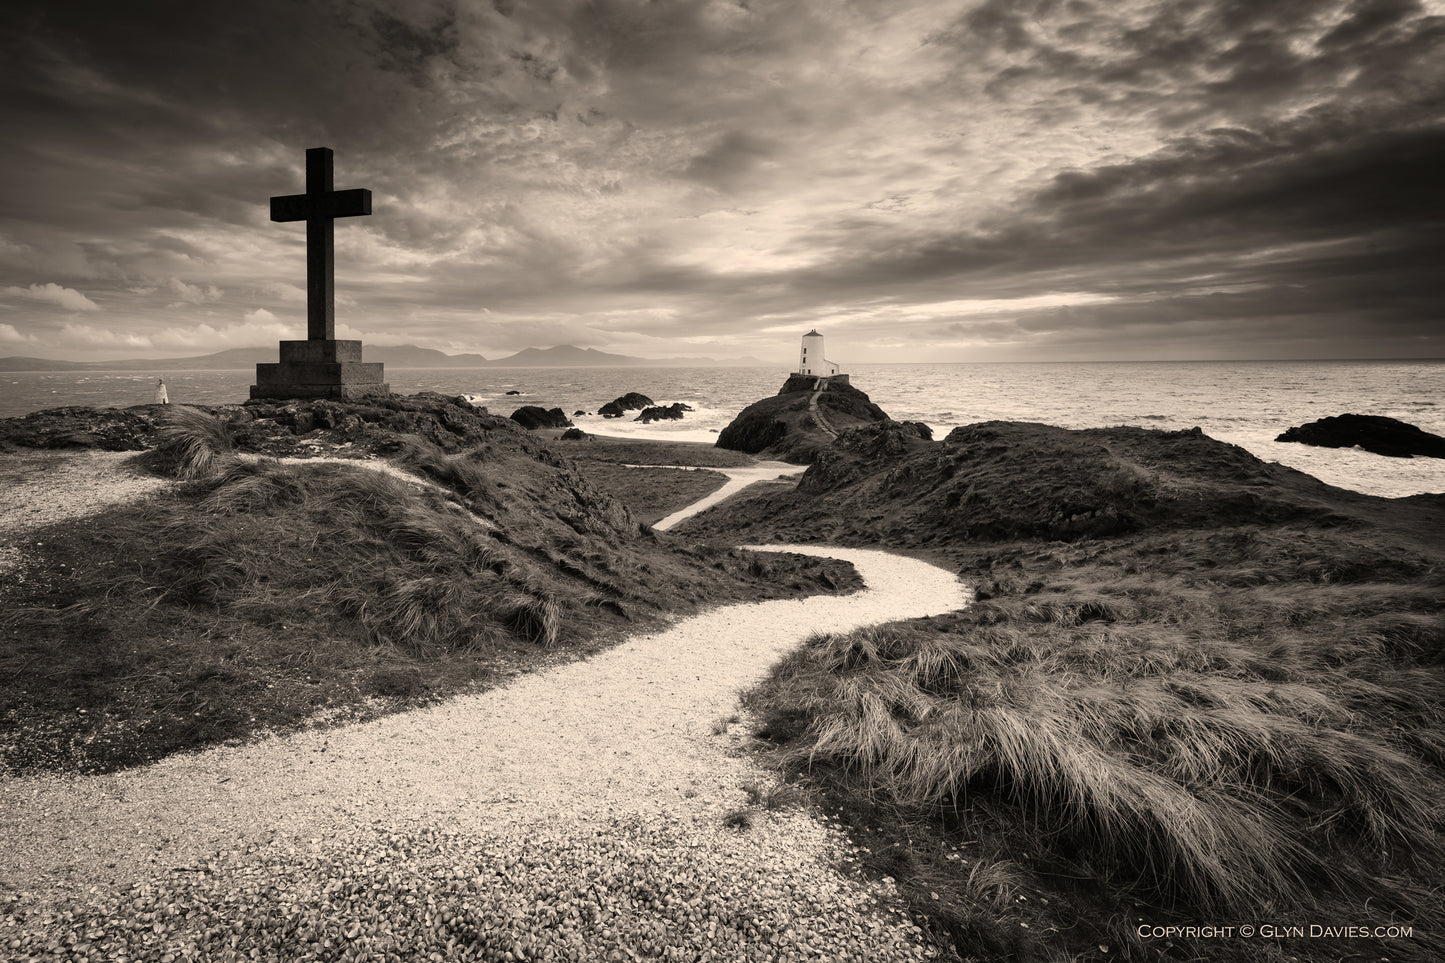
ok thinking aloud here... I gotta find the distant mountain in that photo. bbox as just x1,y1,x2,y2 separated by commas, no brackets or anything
370,345,490,366
484,345,771,367
0,344,772,371
0,345,489,371
0,348,275,372
0,356,94,372
485,345,633,366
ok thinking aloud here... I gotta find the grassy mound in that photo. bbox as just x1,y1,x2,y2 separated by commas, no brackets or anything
1,420,860,775
694,422,1445,961
690,421,1374,545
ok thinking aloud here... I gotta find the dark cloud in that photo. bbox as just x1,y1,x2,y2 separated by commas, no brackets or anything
0,0,1440,361
934,0,1442,129
681,131,780,191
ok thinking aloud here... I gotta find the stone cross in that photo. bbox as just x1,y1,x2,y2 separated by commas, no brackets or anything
251,147,388,401
269,147,371,341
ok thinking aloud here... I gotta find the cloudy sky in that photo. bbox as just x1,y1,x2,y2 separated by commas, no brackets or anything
0,0,1441,363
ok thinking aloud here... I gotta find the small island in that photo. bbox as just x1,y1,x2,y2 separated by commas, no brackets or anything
1277,412,1445,458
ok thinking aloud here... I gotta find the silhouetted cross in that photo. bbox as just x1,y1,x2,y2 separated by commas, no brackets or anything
270,147,371,341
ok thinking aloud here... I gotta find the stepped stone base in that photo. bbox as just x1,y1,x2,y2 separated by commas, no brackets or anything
249,339,390,401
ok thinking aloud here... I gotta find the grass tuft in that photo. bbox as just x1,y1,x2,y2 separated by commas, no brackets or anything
149,405,235,480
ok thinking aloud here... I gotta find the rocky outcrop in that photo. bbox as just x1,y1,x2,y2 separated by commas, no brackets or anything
636,403,692,424
0,405,167,452
715,377,891,463
777,374,824,395
598,393,654,418
799,421,935,492
0,393,525,459
560,427,589,440
510,406,574,430
1277,414,1445,459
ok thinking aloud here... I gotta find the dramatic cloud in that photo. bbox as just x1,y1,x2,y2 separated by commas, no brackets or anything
0,0,1440,362
3,282,100,311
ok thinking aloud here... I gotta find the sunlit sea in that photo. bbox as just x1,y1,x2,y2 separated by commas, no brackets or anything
3,361,1442,498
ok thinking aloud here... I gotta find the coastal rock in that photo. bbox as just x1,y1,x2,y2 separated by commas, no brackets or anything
0,394,528,459
510,406,574,430
561,427,589,440
1276,413,1445,459
599,392,654,418
636,402,693,424
716,376,891,463
0,405,166,452
505,389,521,395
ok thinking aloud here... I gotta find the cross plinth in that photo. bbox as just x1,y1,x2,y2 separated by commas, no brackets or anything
250,146,390,401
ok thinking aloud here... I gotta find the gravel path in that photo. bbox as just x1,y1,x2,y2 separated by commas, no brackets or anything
2,451,971,961
0,450,173,534
3,547,969,961
646,462,805,531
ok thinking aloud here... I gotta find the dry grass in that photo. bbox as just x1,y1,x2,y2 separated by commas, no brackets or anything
148,405,236,480
743,529,1445,961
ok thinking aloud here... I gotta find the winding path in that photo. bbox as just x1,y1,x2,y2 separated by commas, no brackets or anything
635,461,807,531
2,453,970,959
808,387,839,439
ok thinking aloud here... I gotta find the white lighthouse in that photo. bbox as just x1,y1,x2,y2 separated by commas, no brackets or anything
796,329,841,378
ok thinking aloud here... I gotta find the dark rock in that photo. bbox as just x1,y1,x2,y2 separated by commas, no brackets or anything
900,420,933,441
1276,414,1445,459
777,374,824,395
599,392,655,418
635,402,693,424
506,390,521,395
561,427,589,440
716,377,891,463
510,406,574,430
0,394,529,459
0,405,165,452
573,410,589,417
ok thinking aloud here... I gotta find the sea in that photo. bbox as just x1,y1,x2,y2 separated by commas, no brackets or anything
3,361,1442,498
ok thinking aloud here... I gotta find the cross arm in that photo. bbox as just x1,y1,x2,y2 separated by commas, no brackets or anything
270,188,373,222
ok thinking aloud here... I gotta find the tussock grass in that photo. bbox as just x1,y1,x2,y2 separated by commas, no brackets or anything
768,601,1445,912
745,531,1445,960
395,436,499,511
149,405,235,480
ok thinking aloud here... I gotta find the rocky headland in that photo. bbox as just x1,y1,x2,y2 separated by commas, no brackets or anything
1277,412,1445,458
715,374,893,463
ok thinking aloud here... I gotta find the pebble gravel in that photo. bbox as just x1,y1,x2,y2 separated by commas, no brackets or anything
2,521,970,961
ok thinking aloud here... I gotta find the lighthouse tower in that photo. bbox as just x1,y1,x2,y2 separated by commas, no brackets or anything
797,329,841,378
